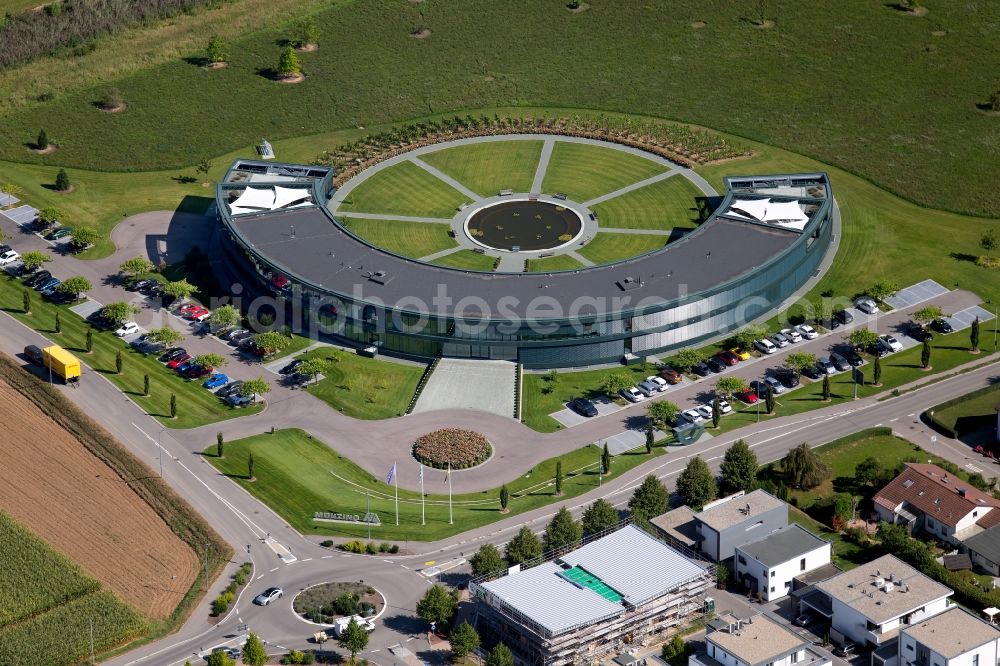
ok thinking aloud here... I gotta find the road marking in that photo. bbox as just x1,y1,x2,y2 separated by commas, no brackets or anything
255,575,264,580
908,413,915,417
967,463,984,474
270,567,279,573
301,558,313,562
400,564,410,569
890,417,899,422
322,555,333,559
383,559,392,563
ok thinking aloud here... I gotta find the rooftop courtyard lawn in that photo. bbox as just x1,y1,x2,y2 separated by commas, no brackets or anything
592,174,703,232
418,140,543,197
296,348,424,420
337,160,471,219
203,428,663,541
525,254,585,272
339,216,458,259
540,141,667,203
576,231,665,265
428,249,497,271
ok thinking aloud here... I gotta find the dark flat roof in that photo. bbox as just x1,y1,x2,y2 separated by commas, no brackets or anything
737,524,828,568
232,206,798,319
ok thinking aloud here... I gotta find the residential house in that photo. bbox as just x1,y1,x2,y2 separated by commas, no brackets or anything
689,613,831,666
872,607,1000,666
734,524,832,602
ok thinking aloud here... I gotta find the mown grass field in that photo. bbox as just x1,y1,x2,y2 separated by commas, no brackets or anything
296,347,424,420
525,253,585,272
337,160,470,218
576,231,665,265
429,248,496,271
929,384,1000,435
593,175,703,231
540,141,667,202
0,274,262,428
0,512,146,666
339,216,457,259
418,140,542,197
203,428,662,541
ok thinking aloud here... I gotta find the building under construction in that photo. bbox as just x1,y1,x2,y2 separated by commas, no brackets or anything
470,525,714,666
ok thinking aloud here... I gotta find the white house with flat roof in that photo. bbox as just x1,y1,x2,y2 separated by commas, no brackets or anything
693,490,788,562
735,524,832,602
800,554,952,648
872,607,1000,666
690,613,831,666
471,525,713,666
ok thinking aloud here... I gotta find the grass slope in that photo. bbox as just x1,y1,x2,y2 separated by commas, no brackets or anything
0,275,262,428
339,216,457,259
203,428,663,541
336,160,471,218
576,231,665,265
0,512,146,665
930,384,1000,435
541,141,666,202
593,175,703,231
297,348,424,420
525,254,585,272
418,140,543,197
429,249,496,271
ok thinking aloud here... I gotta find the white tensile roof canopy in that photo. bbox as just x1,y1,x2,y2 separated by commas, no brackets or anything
229,186,313,216
231,186,275,210
729,198,809,226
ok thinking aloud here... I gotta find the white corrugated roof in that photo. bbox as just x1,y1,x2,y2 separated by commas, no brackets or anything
480,525,708,635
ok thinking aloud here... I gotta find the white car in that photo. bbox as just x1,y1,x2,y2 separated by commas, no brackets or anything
855,297,879,314
717,399,733,414
620,387,646,403
114,322,140,337
781,327,802,343
0,250,20,265
695,404,714,419
796,324,819,339
644,375,668,392
681,408,704,424
771,331,790,347
754,338,777,355
881,334,903,352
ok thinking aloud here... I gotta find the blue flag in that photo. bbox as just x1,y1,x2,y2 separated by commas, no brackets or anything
386,462,396,485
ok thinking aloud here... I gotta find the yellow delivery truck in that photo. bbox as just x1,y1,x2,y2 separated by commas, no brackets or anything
42,345,81,382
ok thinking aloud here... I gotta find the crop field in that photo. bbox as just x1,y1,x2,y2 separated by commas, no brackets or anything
576,231,665,265
419,140,543,196
337,160,471,218
540,141,667,202
525,253,585,272
592,175,703,231
0,512,147,666
204,428,663,541
429,248,497,271
339,216,457,259
0,381,200,619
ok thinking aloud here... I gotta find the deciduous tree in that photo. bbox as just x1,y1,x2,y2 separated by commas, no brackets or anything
195,353,228,370
241,633,268,666
733,324,768,351
715,376,747,399
338,617,369,664
856,457,885,490
783,443,829,489
100,301,139,325
162,278,197,301
278,46,301,76
251,331,291,355
68,227,100,251
628,474,669,518
298,357,329,384
602,371,633,396
676,456,717,509
416,584,457,626
848,328,879,350
118,256,155,276
672,349,704,373
582,498,618,535
56,275,91,297
486,643,514,666
867,279,900,302
206,35,228,64
146,326,183,346
208,304,240,330
720,440,758,493
913,305,943,325
240,377,270,402
505,526,541,565
19,250,51,272
783,352,817,376
450,621,480,660
647,400,679,429
469,543,505,578
542,506,581,553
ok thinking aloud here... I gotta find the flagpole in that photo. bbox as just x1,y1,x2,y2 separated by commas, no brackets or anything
420,463,426,526
394,461,399,526
448,462,453,525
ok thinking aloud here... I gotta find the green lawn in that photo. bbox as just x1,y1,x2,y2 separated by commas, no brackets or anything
525,254,585,272
337,160,470,218
0,275,262,428
787,508,866,570
541,141,667,202
523,364,656,432
593,175,703,231
296,348,424,420
929,384,1000,435
418,140,543,197
203,428,664,540
429,249,496,271
339,216,457,259
576,231,665,264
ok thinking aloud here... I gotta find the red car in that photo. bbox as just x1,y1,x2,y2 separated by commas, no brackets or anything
184,306,209,320
737,389,759,404
716,350,740,366
178,303,200,313
185,365,212,379
272,275,289,290
166,353,192,369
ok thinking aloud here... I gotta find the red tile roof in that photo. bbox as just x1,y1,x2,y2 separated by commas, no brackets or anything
873,463,1000,529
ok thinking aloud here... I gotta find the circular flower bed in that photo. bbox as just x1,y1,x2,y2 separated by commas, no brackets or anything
412,428,492,469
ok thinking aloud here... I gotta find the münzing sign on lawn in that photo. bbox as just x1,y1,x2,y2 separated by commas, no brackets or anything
313,511,381,526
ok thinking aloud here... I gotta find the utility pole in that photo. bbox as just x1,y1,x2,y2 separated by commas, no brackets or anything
366,488,371,540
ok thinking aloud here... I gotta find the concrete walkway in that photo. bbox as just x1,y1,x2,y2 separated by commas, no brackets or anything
410,156,484,202
582,170,678,207
531,137,556,194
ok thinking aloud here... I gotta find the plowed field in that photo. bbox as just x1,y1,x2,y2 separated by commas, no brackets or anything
0,381,198,619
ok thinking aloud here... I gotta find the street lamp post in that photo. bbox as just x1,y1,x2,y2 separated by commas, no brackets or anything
157,425,166,478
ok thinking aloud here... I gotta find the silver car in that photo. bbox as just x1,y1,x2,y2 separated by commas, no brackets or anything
253,586,283,606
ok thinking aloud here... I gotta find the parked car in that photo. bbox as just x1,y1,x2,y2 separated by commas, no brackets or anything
226,329,251,342
873,338,891,357
225,393,253,407
802,365,823,380
729,348,751,361
749,380,769,398
716,399,732,414
619,386,645,403
706,357,727,373
253,587,283,606
25,270,51,287
833,309,854,326
794,613,815,627
843,349,864,367
645,375,669,391
217,381,244,397
23,345,44,365
681,408,704,424
754,338,777,355
658,367,683,384
115,322,140,337
763,376,785,394
184,306,209,320
128,278,154,292
776,369,800,388
932,318,954,334
881,334,902,352
771,331,790,348
695,404,714,420
855,297,879,314
191,309,211,323
1,249,22,265
568,397,598,417
829,352,851,372
185,364,212,379
34,277,59,292
39,280,61,297
272,275,290,291
280,359,304,375
159,347,186,362
87,310,114,329
166,353,192,369
212,647,242,660
737,389,758,404
637,379,662,397
716,350,740,366
47,290,75,304
46,227,72,240
691,362,711,377
908,321,934,341
780,327,802,343
817,357,836,375
203,373,230,390
796,324,819,340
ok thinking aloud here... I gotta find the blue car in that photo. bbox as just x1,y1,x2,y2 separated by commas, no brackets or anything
176,360,195,374
203,373,229,390
35,277,60,292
